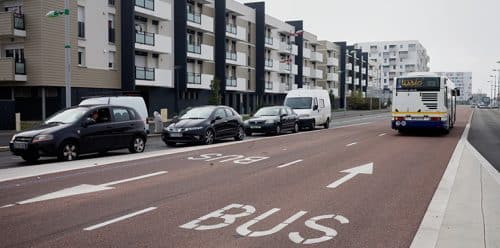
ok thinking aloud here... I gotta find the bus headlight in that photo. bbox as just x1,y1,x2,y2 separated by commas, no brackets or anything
401,121,407,127
395,121,401,126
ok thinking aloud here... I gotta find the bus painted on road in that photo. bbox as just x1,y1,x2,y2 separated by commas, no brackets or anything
392,72,460,134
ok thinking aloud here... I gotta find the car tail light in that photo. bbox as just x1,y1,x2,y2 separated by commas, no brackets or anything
430,117,441,121
394,117,405,121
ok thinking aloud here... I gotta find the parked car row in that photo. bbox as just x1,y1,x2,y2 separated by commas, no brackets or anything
9,90,333,163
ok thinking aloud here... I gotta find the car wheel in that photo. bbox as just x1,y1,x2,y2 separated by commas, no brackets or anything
293,123,299,133
310,120,315,130
275,125,282,135
204,129,215,145
235,126,245,141
324,118,330,129
21,153,39,163
58,140,79,161
165,142,176,147
129,136,146,153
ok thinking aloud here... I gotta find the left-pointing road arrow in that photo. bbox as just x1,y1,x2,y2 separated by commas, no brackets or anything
1,171,167,208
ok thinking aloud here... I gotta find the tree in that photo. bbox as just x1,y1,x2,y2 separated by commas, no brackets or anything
208,78,222,105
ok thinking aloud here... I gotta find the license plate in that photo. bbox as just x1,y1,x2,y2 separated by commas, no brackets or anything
170,132,183,138
251,126,260,129
14,142,28,150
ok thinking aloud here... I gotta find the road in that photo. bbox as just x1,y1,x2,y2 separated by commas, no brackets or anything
0,109,471,247
0,113,389,169
468,108,500,171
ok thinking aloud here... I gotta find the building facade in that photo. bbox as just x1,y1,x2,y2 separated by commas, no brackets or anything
435,72,472,103
354,40,430,90
317,40,341,97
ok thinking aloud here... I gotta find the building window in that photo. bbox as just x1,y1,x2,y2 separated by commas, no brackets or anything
108,14,115,43
108,0,115,6
78,47,85,66
77,6,85,38
108,51,115,69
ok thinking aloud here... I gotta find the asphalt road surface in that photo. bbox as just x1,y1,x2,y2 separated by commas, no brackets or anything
0,109,471,248
468,108,500,171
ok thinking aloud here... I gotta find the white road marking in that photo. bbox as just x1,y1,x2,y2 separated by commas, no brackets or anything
1,204,14,208
378,133,387,137
327,163,374,189
84,207,157,231
346,142,357,147
7,171,167,207
100,171,167,187
0,146,8,149
277,160,303,168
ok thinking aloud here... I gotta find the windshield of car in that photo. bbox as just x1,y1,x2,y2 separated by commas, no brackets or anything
285,97,313,109
254,107,280,117
179,107,215,119
43,107,89,124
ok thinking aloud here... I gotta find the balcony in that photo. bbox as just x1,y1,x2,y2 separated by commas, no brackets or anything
226,24,247,41
226,78,247,91
226,77,237,87
303,48,312,59
279,42,292,54
187,73,212,90
311,52,323,63
313,69,323,79
187,43,213,61
327,73,339,81
187,11,213,33
265,59,273,68
135,66,173,88
225,51,247,66
135,0,171,21
265,81,273,90
354,65,360,72
0,58,26,82
0,12,25,38
303,66,311,77
265,37,273,45
135,32,171,54
346,64,353,71
327,57,339,66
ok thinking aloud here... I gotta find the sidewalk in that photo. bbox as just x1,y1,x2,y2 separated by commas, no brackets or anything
434,142,500,248
411,121,500,247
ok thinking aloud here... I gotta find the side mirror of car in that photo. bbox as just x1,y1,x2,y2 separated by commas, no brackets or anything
313,105,319,111
82,118,96,128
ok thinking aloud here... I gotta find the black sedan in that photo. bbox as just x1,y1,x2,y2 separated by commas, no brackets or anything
244,106,299,136
10,105,147,162
162,106,245,146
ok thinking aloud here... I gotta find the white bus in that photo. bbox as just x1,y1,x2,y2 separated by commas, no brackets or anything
392,72,460,134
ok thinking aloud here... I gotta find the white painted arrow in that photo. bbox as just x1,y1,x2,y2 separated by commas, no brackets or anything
327,163,373,189
5,171,167,207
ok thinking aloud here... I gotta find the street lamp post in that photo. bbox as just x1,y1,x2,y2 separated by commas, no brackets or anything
46,0,71,108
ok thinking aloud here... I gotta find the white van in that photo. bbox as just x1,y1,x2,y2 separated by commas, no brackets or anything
284,89,332,130
79,96,150,133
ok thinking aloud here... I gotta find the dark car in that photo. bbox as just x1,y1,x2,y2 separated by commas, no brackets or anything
9,105,147,162
244,106,299,136
162,106,245,146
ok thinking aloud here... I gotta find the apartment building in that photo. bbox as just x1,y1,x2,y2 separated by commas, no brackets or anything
354,40,430,89
435,72,473,103
317,40,340,97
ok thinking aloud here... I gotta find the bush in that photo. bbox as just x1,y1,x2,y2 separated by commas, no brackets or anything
208,79,221,105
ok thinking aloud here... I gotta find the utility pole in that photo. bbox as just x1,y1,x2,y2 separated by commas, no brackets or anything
47,1,71,108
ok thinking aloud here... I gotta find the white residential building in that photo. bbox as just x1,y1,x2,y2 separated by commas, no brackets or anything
435,72,473,102
354,40,430,89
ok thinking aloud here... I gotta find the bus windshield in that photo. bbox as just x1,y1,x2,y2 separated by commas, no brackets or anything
396,77,440,91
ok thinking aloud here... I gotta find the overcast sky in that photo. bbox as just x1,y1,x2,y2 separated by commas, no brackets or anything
240,0,500,96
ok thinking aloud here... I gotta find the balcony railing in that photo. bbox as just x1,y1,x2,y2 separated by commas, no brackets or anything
135,31,155,46
283,63,292,71
187,43,201,54
187,11,201,24
265,59,273,68
135,0,155,11
187,72,202,85
226,51,237,61
226,77,237,87
265,81,273,90
14,13,24,30
15,60,26,75
265,37,273,45
135,67,155,81
226,23,237,35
